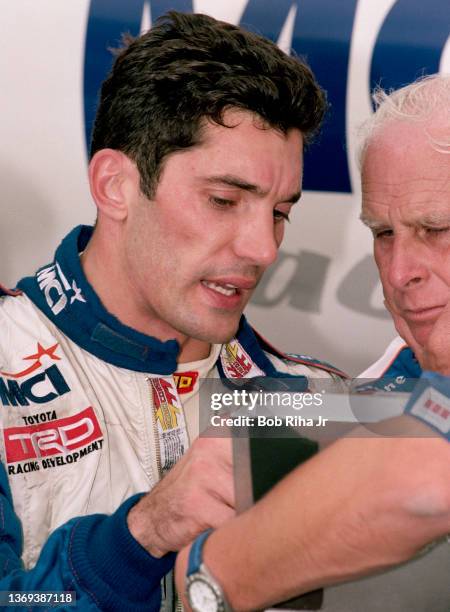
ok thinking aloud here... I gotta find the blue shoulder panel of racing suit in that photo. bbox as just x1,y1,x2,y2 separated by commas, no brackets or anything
8,225,340,608
383,347,422,379
361,346,422,393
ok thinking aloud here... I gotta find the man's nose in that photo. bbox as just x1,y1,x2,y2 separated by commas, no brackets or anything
387,235,429,289
232,213,279,268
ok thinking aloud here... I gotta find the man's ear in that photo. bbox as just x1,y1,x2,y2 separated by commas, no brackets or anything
88,149,140,221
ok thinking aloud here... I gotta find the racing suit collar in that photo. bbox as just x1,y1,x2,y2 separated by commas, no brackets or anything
17,225,275,376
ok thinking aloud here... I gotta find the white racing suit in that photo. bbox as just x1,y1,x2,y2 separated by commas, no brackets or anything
0,225,346,611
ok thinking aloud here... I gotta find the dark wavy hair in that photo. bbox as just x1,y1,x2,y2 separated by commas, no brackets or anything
90,11,327,198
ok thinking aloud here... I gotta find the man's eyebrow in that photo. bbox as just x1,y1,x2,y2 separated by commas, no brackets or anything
359,213,387,230
419,211,450,225
203,174,301,203
360,210,450,229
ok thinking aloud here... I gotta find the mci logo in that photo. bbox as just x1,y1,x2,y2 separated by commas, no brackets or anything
0,343,70,407
84,0,449,195
37,263,86,316
0,366,70,407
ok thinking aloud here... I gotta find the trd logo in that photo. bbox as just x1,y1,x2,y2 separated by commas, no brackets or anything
4,407,103,462
0,366,70,407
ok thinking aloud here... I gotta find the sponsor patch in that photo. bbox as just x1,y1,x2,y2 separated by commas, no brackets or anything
0,342,61,379
0,343,71,407
410,387,450,435
173,371,198,395
37,262,86,316
220,340,264,379
4,406,103,463
151,378,182,432
149,377,188,474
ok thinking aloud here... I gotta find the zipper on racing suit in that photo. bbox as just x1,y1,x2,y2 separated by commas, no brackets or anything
147,376,190,612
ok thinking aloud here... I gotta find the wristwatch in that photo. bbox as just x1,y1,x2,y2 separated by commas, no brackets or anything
185,529,232,612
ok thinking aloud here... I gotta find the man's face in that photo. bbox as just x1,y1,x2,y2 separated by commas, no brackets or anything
361,120,450,347
123,110,303,345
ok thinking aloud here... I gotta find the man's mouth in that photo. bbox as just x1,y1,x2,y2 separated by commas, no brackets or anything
403,306,445,322
201,281,238,297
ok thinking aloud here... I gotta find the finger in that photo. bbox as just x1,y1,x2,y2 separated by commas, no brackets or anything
190,456,236,508
198,498,236,530
209,470,236,509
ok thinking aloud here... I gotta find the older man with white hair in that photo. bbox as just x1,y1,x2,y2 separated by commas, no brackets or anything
360,75,450,383
176,74,450,612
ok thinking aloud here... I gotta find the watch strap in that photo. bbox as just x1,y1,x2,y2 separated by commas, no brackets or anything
187,529,214,576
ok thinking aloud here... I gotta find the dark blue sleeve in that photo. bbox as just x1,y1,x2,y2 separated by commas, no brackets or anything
0,463,175,611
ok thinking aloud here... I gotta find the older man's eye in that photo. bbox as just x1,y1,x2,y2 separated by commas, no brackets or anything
426,226,450,234
373,229,393,239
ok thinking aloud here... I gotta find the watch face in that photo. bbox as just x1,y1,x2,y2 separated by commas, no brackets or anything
188,578,219,612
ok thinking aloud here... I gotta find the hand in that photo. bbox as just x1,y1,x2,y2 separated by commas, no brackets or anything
385,297,450,374
127,437,234,557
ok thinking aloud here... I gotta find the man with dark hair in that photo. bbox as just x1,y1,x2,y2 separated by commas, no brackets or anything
90,11,325,198
0,11,346,610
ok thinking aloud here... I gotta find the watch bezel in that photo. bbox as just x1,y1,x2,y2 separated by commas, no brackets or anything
186,564,226,612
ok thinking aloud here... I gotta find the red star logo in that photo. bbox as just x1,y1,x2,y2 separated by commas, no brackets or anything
23,342,61,364
0,343,61,379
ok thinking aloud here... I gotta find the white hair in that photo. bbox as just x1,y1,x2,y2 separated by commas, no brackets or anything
358,73,450,167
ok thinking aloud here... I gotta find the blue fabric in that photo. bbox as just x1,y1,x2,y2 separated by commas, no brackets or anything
68,495,176,611
358,347,422,393
382,347,422,380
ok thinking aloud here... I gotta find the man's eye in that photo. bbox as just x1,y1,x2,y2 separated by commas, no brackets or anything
209,196,235,208
273,209,290,223
425,226,450,235
373,229,393,239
